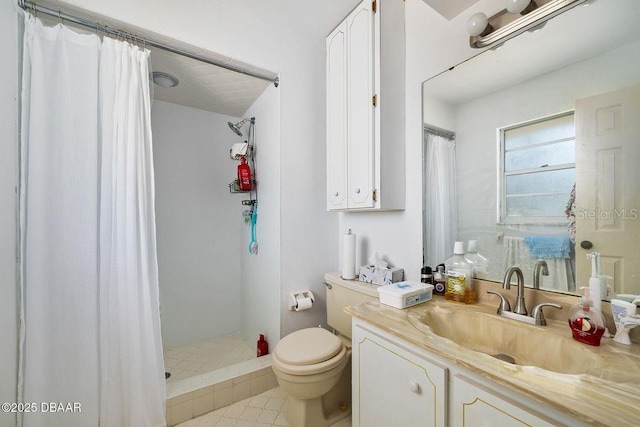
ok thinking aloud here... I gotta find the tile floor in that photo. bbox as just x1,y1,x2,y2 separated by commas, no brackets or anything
165,334,255,384
176,387,352,427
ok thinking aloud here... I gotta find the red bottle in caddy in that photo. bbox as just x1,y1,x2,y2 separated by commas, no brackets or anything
237,156,252,191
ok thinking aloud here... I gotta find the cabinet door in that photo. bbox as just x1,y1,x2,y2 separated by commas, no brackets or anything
452,375,557,427
353,324,447,427
346,0,375,208
326,22,348,210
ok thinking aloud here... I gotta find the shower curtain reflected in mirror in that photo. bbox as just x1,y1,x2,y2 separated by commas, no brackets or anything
424,131,458,267
18,13,165,427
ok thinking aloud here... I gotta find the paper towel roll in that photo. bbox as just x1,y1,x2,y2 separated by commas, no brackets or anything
295,296,313,311
342,230,356,280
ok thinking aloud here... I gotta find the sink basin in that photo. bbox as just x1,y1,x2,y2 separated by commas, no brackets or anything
407,303,602,375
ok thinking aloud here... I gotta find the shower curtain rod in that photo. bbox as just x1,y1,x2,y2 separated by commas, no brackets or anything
18,0,280,87
424,124,456,140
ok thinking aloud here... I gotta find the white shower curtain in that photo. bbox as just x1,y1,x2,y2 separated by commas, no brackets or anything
425,133,457,266
19,14,165,427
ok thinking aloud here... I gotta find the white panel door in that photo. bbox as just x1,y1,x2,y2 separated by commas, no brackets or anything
346,0,375,208
326,23,347,210
575,84,640,293
353,325,447,427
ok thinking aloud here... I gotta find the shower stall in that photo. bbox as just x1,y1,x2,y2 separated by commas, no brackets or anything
151,92,280,403
13,3,282,424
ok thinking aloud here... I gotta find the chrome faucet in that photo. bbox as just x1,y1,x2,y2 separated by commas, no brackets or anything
487,265,562,326
502,266,527,315
533,260,549,290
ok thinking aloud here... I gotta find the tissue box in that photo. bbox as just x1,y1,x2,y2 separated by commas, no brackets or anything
359,266,404,286
378,281,433,309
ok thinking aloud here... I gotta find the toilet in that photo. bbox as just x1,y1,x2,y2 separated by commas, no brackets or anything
271,274,378,427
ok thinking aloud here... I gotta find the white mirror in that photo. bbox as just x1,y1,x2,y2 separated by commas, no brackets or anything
422,0,640,298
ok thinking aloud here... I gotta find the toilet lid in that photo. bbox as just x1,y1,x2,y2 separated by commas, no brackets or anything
274,328,343,366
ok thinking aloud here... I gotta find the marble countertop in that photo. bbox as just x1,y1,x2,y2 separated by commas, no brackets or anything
345,294,640,426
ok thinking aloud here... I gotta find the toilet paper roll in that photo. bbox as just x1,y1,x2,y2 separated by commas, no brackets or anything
295,296,313,311
341,230,356,280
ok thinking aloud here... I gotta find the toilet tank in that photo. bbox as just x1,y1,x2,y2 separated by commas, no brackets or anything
324,272,378,340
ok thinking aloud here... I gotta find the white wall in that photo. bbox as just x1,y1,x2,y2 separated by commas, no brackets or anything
241,85,281,345
152,100,242,348
0,0,18,426
55,0,339,338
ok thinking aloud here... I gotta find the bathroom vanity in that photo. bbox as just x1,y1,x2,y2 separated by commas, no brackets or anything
345,288,640,426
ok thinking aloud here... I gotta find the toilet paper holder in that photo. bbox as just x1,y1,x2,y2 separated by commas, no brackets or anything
288,290,315,311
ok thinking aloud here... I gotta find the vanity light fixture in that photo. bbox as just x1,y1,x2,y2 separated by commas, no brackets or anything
466,0,588,49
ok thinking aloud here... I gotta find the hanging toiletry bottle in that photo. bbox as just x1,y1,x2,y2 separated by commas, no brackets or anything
569,287,606,346
238,156,252,191
257,334,268,357
445,242,475,303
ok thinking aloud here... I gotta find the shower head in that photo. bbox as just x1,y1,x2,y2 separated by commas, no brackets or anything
227,117,255,137
228,121,243,136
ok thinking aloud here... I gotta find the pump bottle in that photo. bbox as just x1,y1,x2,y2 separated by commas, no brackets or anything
444,242,475,303
568,287,606,346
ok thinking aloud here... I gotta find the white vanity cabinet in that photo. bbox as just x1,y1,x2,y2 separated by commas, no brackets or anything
325,0,405,211
451,375,557,427
352,318,590,427
352,321,447,427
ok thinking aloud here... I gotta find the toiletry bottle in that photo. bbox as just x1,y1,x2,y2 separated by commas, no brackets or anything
568,287,606,346
238,156,252,191
587,252,604,311
465,240,489,279
433,264,446,296
257,334,268,357
421,266,433,285
445,242,475,303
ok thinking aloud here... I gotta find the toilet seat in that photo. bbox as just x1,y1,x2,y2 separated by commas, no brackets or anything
273,328,348,376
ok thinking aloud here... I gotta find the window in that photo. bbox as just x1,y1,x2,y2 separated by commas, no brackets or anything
499,112,575,224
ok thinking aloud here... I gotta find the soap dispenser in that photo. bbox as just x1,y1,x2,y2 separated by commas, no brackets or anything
444,242,475,304
569,287,606,346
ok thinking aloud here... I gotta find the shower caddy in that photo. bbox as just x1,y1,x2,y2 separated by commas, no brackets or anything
227,117,259,254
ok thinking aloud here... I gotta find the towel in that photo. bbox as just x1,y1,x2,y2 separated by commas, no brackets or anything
523,236,572,259
565,184,576,244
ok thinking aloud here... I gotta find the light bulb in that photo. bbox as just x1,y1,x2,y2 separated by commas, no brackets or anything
466,12,489,37
506,0,533,14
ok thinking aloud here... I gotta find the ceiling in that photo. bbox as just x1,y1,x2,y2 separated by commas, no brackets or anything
46,0,477,117
149,0,364,117
149,48,273,118
422,0,480,20
149,0,481,117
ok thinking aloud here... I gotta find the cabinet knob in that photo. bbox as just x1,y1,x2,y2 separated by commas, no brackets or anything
408,380,421,394
355,188,361,194
334,192,339,197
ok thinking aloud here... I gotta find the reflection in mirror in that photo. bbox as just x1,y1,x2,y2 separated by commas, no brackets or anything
422,0,640,299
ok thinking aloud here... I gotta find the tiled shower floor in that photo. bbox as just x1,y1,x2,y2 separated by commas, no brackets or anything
176,387,352,427
164,334,256,384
